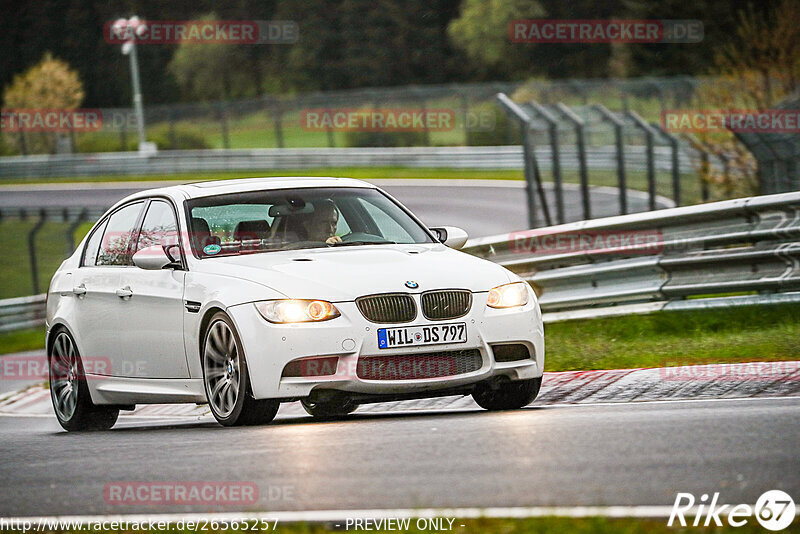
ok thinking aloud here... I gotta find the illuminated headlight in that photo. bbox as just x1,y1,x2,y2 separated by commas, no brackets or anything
487,282,530,309
254,300,340,323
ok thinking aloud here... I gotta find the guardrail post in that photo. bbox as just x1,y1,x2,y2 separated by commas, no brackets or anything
528,102,565,224
271,99,284,148
217,103,230,150
650,122,681,206
66,209,88,255
556,103,591,220
168,109,177,150
496,93,552,227
459,92,470,145
626,111,658,211
28,209,46,294
411,87,432,147
592,104,628,215
325,106,336,148
681,134,712,202
18,131,28,155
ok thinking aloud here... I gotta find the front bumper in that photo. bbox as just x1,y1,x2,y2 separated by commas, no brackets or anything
227,291,544,400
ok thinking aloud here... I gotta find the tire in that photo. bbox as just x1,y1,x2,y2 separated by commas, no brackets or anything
472,376,542,411
202,312,279,426
301,397,357,420
48,328,118,431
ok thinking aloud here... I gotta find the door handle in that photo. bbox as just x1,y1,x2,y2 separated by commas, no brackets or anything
72,284,87,297
115,286,133,299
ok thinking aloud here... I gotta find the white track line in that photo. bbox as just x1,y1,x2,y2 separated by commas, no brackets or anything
2,505,701,523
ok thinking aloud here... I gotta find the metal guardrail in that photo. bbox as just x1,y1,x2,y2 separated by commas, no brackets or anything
0,294,46,333
0,145,701,179
464,191,800,312
2,192,798,333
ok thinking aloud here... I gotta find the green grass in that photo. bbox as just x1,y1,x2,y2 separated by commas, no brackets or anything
0,516,795,533
0,327,44,355
545,304,800,371
4,305,799,370
0,220,92,299
0,167,527,185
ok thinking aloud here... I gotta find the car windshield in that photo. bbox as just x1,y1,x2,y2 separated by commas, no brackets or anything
186,186,434,257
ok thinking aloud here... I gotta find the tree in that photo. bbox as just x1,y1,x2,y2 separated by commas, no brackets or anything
447,0,545,78
692,0,800,197
167,14,255,101
2,52,85,154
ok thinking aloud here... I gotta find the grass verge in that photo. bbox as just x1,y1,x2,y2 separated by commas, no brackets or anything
0,328,44,355
545,303,800,371
3,305,799,371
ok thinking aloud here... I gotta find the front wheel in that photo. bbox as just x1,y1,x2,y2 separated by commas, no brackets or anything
472,376,542,411
202,312,279,426
301,397,357,420
49,329,118,431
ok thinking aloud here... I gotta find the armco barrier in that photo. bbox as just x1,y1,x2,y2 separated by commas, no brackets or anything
0,145,698,179
463,190,800,312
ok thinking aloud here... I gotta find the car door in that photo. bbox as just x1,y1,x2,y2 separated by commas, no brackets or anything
117,198,189,378
70,201,144,377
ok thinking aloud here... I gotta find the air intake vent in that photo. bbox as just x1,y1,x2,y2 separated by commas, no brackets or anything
356,293,417,323
421,290,472,320
357,349,483,380
491,343,531,362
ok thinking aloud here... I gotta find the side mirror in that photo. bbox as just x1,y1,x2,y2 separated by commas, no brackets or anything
430,226,469,249
133,244,180,270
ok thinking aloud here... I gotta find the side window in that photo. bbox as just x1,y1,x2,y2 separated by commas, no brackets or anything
81,219,108,267
135,200,179,253
96,202,144,266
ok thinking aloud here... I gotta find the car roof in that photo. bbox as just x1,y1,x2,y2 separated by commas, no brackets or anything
128,176,378,204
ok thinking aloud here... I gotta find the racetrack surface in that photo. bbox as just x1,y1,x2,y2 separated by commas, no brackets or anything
0,179,673,237
0,396,797,517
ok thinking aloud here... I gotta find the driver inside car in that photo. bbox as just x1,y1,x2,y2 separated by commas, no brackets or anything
303,199,342,244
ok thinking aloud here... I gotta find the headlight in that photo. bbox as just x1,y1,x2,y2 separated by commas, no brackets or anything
254,300,340,323
487,282,530,309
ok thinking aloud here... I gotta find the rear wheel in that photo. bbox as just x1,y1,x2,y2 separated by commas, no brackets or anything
472,376,542,411
202,312,279,426
301,397,357,420
49,329,118,431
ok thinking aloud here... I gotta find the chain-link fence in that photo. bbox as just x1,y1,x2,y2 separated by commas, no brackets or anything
2,77,703,155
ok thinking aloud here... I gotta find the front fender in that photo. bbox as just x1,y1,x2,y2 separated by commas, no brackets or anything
183,272,287,379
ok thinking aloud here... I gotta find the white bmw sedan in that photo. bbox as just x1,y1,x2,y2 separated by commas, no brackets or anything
46,177,544,430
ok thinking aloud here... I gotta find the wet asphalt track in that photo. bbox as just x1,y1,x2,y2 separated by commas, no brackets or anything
0,179,671,238
0,397,798,516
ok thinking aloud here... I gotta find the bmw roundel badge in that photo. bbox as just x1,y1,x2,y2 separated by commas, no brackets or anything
405,280,419,289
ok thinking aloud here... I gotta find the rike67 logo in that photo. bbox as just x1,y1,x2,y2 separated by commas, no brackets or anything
669,490,796,531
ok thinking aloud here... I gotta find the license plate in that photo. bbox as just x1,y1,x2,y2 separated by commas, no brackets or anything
377,322,467,349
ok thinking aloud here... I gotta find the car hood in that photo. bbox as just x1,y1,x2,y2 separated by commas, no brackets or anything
198,244,514,301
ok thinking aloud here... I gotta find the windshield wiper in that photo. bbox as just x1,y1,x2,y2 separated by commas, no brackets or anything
329,240,396,247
